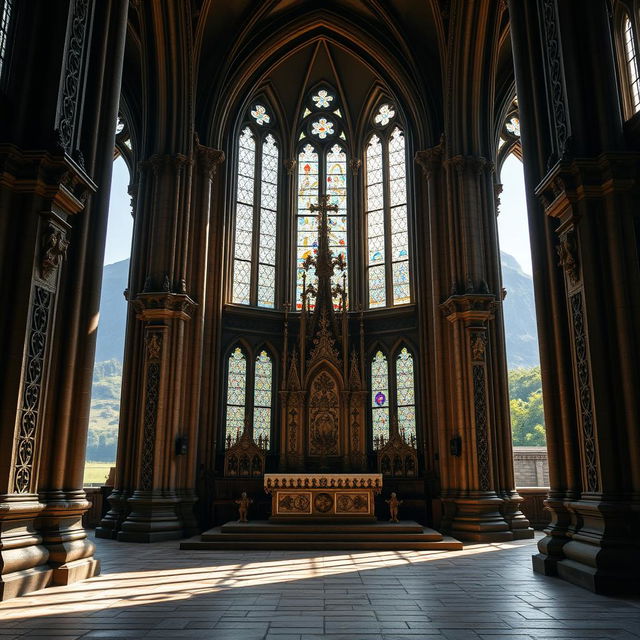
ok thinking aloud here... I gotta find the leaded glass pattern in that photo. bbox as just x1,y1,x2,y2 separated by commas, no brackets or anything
225,347,247,444
253,350,273,447
371,351,390,444
396,347,416,443
296,144,319,308
624,16,640,113
232,128,255,305
326,144,348,303
365,125,410,308
366,135,385,307
0,0,13,82
258,134,278,308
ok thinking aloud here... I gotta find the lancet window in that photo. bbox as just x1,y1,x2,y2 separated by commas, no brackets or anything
365,104,411,308
231,103,279,308
224,345,274,449
622,14,640,115
296,86,348,309
370,345,416,447
0,0,15,83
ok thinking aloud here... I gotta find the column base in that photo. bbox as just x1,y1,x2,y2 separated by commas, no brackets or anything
95,489,130,539
445,492,514,542
175,489,199,537
502,491,534,539
534,496,640,594
0,495,51,601
117,490,183,543
0,566,52,601
52,556,100,586
531,492,575,576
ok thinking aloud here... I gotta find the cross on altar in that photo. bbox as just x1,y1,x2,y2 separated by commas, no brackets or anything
309,193,338,227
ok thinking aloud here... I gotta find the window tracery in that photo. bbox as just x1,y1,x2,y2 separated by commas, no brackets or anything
0,0,14,84
295,86,348,309
622,14,640,114
231,104,279,308
365,105,410,308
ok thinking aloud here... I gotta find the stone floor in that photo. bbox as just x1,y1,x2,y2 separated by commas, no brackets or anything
0,533,639,640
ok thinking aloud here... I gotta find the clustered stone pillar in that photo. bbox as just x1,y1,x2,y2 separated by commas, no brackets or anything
0,0,129,600
509,0,640,593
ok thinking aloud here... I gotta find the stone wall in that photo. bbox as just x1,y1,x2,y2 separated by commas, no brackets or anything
513,446,549,487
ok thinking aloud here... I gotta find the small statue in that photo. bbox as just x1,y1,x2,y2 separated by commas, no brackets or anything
386,492,403,523
235,491,253,523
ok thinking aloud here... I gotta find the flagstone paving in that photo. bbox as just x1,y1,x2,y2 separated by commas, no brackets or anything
0,532,638,640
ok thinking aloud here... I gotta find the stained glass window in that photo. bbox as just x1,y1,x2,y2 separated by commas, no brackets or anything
225,347,247,444
296,143,319,307
326,144,348,301
374,104,395,126
371,351,390,445
396,347,416,444
365,123,410,308
312,89,333,108
0,0,13,82
253,351,273,448
623,16,640,114
232,127,255,305
257,134,278,307
232,111,279,307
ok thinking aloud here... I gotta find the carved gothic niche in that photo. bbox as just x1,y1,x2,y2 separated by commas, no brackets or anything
377,430,418,478
308,370,341,457
224,428,266,478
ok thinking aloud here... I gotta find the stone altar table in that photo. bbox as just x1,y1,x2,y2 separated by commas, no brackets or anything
264,473,383,520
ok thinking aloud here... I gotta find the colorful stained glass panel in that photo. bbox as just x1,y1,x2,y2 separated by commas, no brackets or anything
296,144,319,308
257,134,278,308
371,351,390,444
396,347,416,443
253,351,272,446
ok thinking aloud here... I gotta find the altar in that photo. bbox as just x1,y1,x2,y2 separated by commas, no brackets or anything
265,473,382,520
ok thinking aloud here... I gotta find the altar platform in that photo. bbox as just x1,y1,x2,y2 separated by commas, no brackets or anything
180,520,463,550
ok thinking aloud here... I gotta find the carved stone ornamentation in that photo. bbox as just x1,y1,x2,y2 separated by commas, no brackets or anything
224,428,265,478
541,0,570,163
308,310,341,369
285,159,297,175
56,0,91,156
13,286,52,493
415,141,443,180
308,371,340,456
472,364,490,491
470,332,487,362
349,158,361,176
40,223,69,280
570,291,599,492
557,230,580,286
195,144,225,180
140,332,163,491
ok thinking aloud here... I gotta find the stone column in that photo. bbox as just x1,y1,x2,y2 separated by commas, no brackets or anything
0,0,128,598
509,0,640,593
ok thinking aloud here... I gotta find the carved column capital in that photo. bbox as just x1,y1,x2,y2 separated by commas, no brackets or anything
415,142,443,179
195,145,225,180
132,291,197,321
446,154,493,176
441,293,497,324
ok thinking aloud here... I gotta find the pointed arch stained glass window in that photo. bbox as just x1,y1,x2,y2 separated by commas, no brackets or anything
371,351,390,444
0,0,14,82
326,143,348,297
232,116,279,307
396,347,416,443
253,351,272,448
365,125,410,308
225,347,247,443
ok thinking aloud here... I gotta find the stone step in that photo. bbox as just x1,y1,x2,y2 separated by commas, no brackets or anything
180,520,463,551
220,520,424,535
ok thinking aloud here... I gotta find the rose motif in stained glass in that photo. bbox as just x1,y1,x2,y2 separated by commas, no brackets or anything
506,116,520,137
311,118,334,139
312,89,333,108
250,105,271,125
374,104,395,126
375,391,386,406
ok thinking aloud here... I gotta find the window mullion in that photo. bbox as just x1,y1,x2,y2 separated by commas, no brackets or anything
382,136,393,307
250,133,262,306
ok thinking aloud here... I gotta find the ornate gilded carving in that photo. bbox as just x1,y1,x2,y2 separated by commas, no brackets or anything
557,230,580,286
570,291,599,492
278,492,311,514
308,311,341,368
336,493,369,513
14,286,51,493
288,407,298,454
308,372,340,456
56,0,91,156
314,492,333,513
141,332,162,490
377,421,418,479
40,222,69,279
265,474,383,491
472,364,490,491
